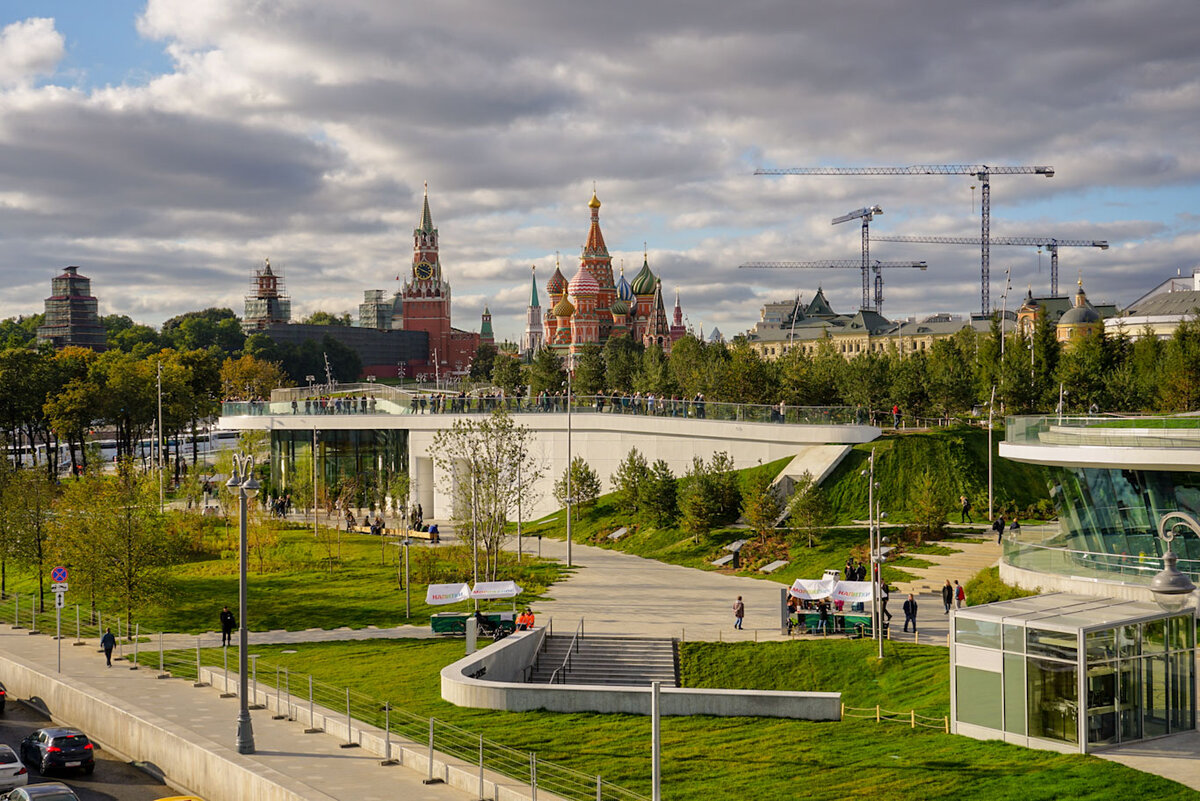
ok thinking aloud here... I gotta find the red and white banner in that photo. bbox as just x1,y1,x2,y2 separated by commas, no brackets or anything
426,582,470,606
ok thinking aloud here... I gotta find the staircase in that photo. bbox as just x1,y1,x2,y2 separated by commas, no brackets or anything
527,635,678,687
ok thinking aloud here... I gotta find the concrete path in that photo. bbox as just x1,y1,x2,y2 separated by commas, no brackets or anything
1,624,473,801
1098,730,1200,792
890,535,1002,597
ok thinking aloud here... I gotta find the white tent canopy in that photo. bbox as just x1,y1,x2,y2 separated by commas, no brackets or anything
789,578,876,603
426,583,470,606
470,580,523,600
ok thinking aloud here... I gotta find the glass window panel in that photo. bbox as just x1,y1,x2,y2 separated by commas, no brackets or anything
1003,624,1025,653
1169,653,1196,733
1144,620,1166,654
1118,659,1142,742
1027,628,1078,662
956,667,1003,729
955,618,1002,649
1027,657,1079,744
1086,629,1117,664
1117,625,1141,659
1169,615,1195,651
1143,654,1169,738
1004,654,1026,735
1086,662,1118,745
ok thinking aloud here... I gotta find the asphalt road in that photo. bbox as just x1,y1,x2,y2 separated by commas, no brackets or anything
0,701,172,801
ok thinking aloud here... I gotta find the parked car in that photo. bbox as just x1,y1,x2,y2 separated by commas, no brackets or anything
0,783,79,801
0,746,27,791
0,680,7,713
17,728,94,776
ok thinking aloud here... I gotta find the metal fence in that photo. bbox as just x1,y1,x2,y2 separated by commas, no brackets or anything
0,592,648,801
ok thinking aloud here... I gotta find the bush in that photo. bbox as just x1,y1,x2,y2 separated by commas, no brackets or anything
964,566,1037,606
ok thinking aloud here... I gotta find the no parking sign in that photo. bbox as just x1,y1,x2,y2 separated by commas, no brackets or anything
51,565,69,583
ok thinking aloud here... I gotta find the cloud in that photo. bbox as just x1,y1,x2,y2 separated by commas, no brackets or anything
0,18,64,86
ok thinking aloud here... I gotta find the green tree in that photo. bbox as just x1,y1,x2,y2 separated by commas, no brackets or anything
491,354,523,394
741,469,782,543
610,448,651,515
786,471,831,549
909,469,951,545
301,311,352,326
1055,328,1109,412
469,343,498,380
926,338,975,417
553,456,601,518
889,351,930,420
642,460,677,527
528,348,566,396
602,335,642,393
7,466,58,610
573,344,606,395
632,343,673,395
678,457,720,544
837,352,891,419
1159,317,1200,411
717,341,777,404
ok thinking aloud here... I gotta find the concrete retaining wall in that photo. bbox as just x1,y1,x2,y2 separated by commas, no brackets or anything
441,632,841,720
1000,560,1157,603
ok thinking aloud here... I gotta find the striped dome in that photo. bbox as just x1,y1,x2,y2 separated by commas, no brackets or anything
611,298,630,316
546,266,567,296
616,270,634,302
630,258,656,295
569,265,600,295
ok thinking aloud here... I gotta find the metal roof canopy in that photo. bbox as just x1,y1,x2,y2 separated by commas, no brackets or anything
956,592,1178,634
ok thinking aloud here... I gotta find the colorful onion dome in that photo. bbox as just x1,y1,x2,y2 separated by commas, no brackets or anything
616,267,634,302
630,256,656,295
611,298,629,316
588,190,601,209
569,265,600,295
552,296,575,317
546,265,567,297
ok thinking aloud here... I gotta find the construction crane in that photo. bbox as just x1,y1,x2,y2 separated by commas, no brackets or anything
832,205,885,312
871,235,1108,297
755,164,1055,314
739,260,927,314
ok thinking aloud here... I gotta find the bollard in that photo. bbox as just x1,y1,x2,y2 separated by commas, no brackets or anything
911,709,916,729
944,715,949,733
530,753,537,801
220,646,235,698
304,675,322,733
194,637,208,687
74,605,83,645
380,702,397,766
339,687,358,748
130,623,140,669
12,595,18,629
422,718,443,785
157,631,170,678
915,631,919,645
478,735,484,801
272,667,286,719
248,655,263,707
284,669,292,720
876,704,881,722
31,607,37,636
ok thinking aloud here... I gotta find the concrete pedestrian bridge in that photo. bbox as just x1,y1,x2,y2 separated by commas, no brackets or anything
220,384,880,519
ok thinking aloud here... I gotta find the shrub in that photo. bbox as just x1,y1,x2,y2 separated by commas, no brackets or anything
964,566,1037,606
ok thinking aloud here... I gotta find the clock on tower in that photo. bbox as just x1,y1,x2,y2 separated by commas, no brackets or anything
415,262,434,280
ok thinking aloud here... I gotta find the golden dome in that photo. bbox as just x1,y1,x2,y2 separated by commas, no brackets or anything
588,191,601,209
552,297,576,317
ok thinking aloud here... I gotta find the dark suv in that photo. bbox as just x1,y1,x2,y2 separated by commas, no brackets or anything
17,729,94,776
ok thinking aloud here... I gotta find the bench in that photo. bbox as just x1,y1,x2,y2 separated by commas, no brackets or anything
351,525,439,541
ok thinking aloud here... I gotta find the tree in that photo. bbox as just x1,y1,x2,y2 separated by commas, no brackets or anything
220,354,289,399
926,338,975,417
430,411,544,581
602,335,642,393
786,471,831,549
889,351,930,420
1159,317,1200,411
247,507,281,574
642,460,677,527
469,343,498,380
491,354,523,394
301,311,352,326
573,344,606,395
1055,328,1109,412
708,451,742,524
741,469,782,543
611,448,651,515
632,344,673,395
7,466,58,610
909,469,951,545
554,457,601,518
528,348,566,395
678,457,721,544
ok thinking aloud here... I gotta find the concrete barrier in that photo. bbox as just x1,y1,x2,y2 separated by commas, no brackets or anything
441,630,841,720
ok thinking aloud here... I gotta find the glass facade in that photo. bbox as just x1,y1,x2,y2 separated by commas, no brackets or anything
954,608,1198,751
269,429,407,501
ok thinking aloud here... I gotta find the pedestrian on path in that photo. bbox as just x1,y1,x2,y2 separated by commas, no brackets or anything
733,596,745,630
903,594,918,633
955,580,966,609
992,514,1007,545
959,495,972,523
816,600,829,634
879,583,892,624
101,628,116,667
942,580,953,614
220,606,236,647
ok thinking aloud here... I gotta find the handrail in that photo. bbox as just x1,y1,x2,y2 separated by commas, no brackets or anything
549,618,584,685
522,617,553,683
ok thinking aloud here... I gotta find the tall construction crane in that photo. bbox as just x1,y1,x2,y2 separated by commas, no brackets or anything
832,205,885,312
871,235,1108,297
755,164,1055,314
739,260,927,314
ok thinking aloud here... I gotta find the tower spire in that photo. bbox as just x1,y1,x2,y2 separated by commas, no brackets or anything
529,264,540,308
419,181,434,232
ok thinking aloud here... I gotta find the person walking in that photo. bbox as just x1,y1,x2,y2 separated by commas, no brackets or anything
959,494,972,524
902,594,918,633
100,628,116,667
220,605,236,647
942,580,953,614
816,599,829,634
879,583,892,625
954,580,966,609
733,596,745,630
992,514,1007,545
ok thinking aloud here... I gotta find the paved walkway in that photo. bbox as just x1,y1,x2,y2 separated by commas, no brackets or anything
1098,730,1200,791
1,624,473,801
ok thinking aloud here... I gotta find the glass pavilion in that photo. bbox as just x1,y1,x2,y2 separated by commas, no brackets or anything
951,593,1196,753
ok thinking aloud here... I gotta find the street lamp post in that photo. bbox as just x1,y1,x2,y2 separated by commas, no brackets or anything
988,385,996,521
226,453,259,754
1151,513,1199,612
565,368,573,568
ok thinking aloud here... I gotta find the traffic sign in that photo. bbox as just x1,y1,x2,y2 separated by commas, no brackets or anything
55,593,65,609
51,566,68,583
51,582,68,593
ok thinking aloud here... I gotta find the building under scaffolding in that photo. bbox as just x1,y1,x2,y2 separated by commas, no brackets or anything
243,258,291,331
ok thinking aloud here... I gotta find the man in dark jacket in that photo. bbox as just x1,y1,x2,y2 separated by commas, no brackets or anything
220,606,236,647
100,627,116,667
942,580,954,614
992,514,1007,545
903,594,918,633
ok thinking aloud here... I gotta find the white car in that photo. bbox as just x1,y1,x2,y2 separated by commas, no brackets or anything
0,746,28,791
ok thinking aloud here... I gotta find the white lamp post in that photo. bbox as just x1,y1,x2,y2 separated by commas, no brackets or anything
226,453,259,754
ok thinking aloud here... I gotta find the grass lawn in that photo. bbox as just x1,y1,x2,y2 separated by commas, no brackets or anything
152,638,1198,801
4,524,566,634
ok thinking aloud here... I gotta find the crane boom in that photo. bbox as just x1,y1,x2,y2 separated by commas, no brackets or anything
740,260,926,269
755,163,1054,312
873,235,1108,296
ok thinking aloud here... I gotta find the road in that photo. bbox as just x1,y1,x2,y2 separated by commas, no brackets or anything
0,702,172,801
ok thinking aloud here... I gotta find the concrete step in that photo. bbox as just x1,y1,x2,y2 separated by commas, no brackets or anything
528,635,678,687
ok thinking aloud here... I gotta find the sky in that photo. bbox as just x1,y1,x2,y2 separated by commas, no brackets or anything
1,1,1198,344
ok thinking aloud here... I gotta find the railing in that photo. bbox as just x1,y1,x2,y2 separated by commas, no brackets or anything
1006,414,1200,448
550,618,585,685
222,393,861,426
841,703,949,732
1003,535,1200,585
0,596,648,801
522,617,553,683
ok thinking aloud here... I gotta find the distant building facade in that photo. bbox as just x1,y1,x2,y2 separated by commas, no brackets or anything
36,265,107,351
1105,267,1200,340
520,266,543,357
243,259,292,331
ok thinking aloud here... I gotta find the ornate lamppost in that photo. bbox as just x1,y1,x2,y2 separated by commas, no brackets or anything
226,453,260,753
